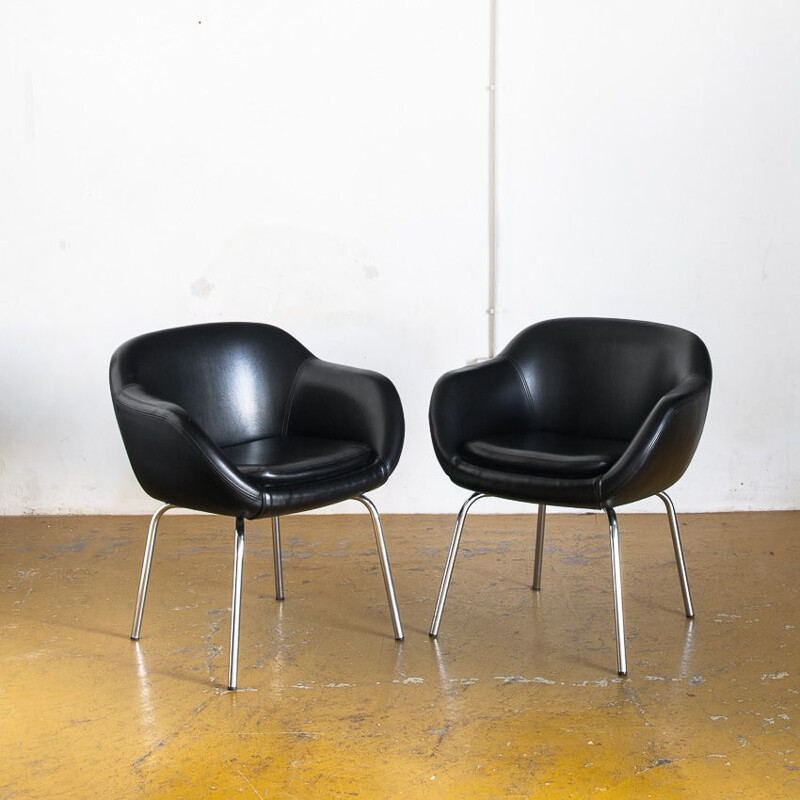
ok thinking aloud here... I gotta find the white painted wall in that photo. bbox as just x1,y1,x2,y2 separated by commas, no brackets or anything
0,2,797,514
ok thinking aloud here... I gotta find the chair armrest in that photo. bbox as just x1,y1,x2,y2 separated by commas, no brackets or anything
429,357,535,474
600,375,712,506
284,359,404,472
112,384,263,517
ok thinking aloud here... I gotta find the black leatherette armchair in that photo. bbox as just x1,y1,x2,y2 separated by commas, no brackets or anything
110,322,404,689
428,317,712,674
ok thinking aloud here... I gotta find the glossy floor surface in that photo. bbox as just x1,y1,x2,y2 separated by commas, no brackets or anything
2,510,799,798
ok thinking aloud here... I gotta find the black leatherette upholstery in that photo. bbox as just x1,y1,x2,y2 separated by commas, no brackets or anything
110,323,404,518
429,318,712,509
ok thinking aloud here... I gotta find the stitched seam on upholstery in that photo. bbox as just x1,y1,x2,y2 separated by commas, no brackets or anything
228,441,369,462
288,449,369,470
599,390,703,501
115,398,261,503
282,356,315,437
503,356,537,426
223,433,273,449
120,402,260,501
254,448,371,477
260,456,382,486
636,391,702,466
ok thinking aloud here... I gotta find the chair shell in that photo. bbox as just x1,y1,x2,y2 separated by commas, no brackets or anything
110,322,405,689
428,317,712,674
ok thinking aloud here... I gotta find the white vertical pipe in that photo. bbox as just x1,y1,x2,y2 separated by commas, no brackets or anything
487,0,498,358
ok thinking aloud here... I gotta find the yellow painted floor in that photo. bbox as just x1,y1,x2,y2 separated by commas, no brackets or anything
2,510,798,798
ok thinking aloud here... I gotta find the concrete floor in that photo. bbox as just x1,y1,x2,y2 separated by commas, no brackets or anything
2,509,798,798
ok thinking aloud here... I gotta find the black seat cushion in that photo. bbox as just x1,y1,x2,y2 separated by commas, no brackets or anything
462,430,629,479
223,436,374,485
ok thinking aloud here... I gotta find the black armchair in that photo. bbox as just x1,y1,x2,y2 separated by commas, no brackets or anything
110,322,404,689
428,318,712,674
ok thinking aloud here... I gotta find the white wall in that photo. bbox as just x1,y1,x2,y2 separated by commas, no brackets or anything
0,2,797,514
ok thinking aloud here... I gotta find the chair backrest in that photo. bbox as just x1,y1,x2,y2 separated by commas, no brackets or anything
110,322,313,447
502,318,712,441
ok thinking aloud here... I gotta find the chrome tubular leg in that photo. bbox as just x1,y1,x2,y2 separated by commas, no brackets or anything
606,507,627,676
354,495,404,640
532,503,547,590
130,503,175,640
658,491,694,619
271,517,285,601
228,517,246,691
429,492,486,637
